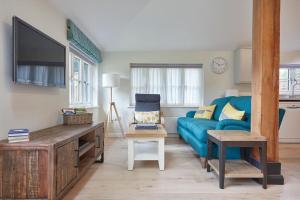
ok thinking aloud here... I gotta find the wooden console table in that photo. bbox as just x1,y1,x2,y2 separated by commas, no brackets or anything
0,122,104,200
207,130,267,189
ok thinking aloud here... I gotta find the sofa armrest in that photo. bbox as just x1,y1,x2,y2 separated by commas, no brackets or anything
216,119,251,130
186,111,197,118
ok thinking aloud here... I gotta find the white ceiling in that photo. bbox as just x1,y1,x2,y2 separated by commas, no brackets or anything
48,0,300,52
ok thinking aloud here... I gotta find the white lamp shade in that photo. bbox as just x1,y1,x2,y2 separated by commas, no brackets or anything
102,73,120,88
225,89,239,97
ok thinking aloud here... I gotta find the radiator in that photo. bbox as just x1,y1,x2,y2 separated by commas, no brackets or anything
164,117,178,134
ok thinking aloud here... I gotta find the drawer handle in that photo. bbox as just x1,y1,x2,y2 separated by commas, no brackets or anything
74,149,79,168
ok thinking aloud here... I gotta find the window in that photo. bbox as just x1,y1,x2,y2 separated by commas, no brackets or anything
279,66,300,95
69,52,98,107
130,63,203,106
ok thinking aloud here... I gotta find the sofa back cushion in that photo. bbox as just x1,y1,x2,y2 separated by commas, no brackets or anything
229,96,251,123
135,111,160,124
135,93,160,112
210,96,233,121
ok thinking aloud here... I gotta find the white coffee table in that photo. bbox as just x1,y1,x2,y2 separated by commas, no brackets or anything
125,124,167,170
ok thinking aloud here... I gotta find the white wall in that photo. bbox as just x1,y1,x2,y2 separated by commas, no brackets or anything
0,0,104,139
100,51,251,133
281,51,300,64
0,0,67,139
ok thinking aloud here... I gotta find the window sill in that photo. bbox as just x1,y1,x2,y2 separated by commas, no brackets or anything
69,105,99,109
128,105,199,108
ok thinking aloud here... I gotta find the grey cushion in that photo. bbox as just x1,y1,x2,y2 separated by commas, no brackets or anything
135,94,160,112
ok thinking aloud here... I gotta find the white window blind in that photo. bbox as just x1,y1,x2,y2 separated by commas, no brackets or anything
130,63,203,106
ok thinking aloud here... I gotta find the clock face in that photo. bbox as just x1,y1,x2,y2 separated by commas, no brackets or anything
211,57,228,74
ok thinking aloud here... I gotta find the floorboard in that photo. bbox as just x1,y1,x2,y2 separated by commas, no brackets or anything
63,137,300,200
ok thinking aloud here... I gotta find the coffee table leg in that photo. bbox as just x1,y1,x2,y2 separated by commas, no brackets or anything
219,143,226,189
158,138,165,170
207,139,212,172
128,139,134,170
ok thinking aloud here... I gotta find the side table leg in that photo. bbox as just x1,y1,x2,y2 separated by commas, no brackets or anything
207,139,213,172
128,139,134,170
260,142,267,189
158,138,165,170
219,143,226,189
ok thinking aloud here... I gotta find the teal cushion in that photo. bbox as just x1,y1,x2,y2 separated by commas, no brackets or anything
210,96,233,121
279,108,285,128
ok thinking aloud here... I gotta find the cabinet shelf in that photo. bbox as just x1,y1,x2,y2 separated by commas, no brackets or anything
79,142,95,157
79,156,95,175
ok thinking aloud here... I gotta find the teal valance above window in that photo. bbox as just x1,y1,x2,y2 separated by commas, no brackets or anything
67,19,102,63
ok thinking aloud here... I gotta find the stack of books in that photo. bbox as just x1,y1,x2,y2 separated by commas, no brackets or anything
135,124,158,130
8,129,30,143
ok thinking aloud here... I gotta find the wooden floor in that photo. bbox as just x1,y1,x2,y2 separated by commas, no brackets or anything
64,137,300,200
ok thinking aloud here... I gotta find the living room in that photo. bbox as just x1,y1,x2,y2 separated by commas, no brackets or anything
0,0,300,199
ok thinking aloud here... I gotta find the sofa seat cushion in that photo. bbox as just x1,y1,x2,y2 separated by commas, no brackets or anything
178,117,218,142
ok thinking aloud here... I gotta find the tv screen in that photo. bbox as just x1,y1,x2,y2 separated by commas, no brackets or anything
13,16,66,87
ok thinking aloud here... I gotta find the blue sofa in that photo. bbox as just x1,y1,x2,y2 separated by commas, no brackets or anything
177,96,285,159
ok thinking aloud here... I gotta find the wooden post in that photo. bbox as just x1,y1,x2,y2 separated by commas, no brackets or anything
251,0,284,185
251,0,280,161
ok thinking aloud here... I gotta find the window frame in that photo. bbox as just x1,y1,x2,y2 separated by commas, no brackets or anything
69,52,96,108
280,65,300,96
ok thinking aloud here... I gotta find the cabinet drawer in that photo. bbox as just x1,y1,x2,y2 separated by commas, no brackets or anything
0,149,48,199
56,140,78,196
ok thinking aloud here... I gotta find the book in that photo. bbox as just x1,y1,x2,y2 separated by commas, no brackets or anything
8,139,29,143
8,133,29,137
135,124,158,130
8,136,30,140
62,108,76,115
8,129,29,134
75,108,87,114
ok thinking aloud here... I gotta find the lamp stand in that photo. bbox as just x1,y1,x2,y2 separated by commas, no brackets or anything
106,87,124,136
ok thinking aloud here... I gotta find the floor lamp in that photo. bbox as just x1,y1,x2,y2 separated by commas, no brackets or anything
102,73,124,135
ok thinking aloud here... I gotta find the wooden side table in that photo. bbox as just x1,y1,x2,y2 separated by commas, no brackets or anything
207,130,267,189
125,124,167,171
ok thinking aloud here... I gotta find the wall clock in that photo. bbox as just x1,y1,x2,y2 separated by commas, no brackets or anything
211,57,228,74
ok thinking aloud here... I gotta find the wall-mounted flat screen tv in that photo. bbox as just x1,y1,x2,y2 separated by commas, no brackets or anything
13,16,66,87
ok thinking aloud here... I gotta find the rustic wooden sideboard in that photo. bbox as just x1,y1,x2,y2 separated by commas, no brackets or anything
0,122,104,200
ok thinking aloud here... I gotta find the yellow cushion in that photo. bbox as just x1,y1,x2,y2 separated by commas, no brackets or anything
219,103,245,121
135,111,160,124
194,105,216,120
